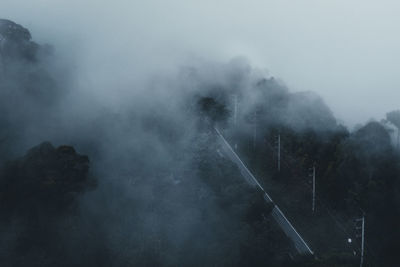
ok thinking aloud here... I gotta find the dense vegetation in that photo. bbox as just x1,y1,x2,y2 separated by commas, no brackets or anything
1,19,399,266
212,78,400,266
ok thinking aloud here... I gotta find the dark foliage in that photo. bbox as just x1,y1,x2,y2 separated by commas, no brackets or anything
0,19,58,163
2,18,399,267
197,96,230,124
0,142,94,217
0,19,39,62
192,131,293,266
235,117,400,266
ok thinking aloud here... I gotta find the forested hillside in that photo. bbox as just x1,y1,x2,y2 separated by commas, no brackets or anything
1,19,399,266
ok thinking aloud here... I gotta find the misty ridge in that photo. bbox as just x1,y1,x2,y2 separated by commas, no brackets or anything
0,19,400,267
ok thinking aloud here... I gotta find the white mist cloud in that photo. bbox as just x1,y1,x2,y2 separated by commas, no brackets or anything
2,0,400,126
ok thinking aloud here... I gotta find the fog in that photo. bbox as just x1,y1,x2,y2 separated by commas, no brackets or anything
0,10,294,265
1,1,400,266
2,0,400,126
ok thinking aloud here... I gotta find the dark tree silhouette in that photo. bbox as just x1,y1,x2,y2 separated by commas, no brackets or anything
197,96,230,124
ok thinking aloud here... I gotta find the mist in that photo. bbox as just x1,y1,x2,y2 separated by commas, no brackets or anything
3,0,400,126
1,1,400,266
0,15,295,266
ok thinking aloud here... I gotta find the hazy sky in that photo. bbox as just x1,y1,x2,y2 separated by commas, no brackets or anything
2,0,400,126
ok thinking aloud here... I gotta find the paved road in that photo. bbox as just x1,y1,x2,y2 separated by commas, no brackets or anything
214,127,314,256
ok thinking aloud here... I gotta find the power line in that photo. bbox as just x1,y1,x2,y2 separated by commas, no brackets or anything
226,128,379,264
270,138,379,265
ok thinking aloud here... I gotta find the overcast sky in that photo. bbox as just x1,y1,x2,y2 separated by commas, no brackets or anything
2,0,400,127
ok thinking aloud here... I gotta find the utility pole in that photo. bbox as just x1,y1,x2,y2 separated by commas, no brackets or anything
233,94,238,150
312,165,316,213
233,94,237,126
274,134,281,172
308,164,316,213
361,215,365,267
355,214,365,267
253,110,257,151
277,134,281,172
